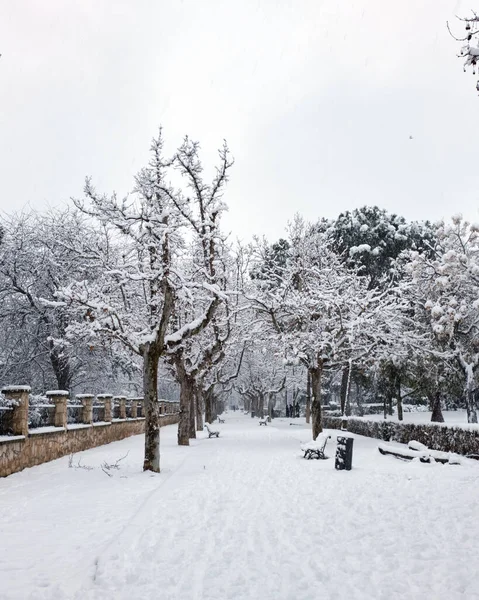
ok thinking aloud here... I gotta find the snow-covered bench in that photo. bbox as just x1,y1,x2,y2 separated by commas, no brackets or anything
204,423,220,438
300,434,331,460
378,441,461,465
259,417,268,426
217,417,225,424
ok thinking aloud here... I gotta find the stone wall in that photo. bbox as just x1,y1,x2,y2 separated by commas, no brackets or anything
0,414,179,477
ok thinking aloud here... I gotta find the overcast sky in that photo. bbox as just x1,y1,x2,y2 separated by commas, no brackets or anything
1,0,478,240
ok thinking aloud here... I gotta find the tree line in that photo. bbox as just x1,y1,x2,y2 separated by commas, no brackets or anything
1,130,479,471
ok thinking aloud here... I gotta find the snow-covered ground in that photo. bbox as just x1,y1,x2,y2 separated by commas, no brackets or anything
1,414,479,600
361,409,479,428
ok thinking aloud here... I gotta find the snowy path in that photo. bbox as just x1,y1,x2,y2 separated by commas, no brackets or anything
1,415,479,600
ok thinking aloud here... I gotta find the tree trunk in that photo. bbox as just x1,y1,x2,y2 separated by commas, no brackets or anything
340,364,350,416
258,394,265,418
143,346,160,472
49,339,72,391
396,373,403,422
267,393,275,419
211,393,218,422
387,393,393,416
204,387,213,424
355,381,363,416
465,385,478,423
250,395,257,417
305,370,311,424
196,387,204,431
189,383,196,438
177,364,192,446
457,357,478,423
310,361,323,440
430,391,444,423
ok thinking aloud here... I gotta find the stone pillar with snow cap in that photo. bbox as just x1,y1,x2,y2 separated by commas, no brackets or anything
97,394,113,422
2,385,30,436
77,394,94,424
46,390,69,428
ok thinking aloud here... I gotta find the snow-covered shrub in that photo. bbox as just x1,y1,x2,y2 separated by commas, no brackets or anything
323,416,479,455
92,404,105,422
67,404,82,424
28,394,55,429
402,404,429,413
0,402,13,435
0,391,19,408
352,403,383,416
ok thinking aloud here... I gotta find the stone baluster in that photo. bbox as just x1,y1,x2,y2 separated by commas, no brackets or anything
77,394,94,424
136,398,144,418
97,394,113,422
130,398,138,419
46,390,69,428
2,385,30,436
118,396,127,420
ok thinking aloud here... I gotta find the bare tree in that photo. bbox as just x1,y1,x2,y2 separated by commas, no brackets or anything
61,129,233,471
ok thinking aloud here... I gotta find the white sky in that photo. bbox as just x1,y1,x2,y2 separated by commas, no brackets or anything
1,0,478,240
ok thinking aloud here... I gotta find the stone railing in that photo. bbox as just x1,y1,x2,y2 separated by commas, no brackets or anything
0,386,179,477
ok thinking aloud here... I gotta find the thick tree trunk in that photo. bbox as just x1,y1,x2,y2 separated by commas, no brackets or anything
267,393,275,419
211,394,218,422
143,347,160,472
177,366,193,446
258,394,265,418
310,361,323,440
250,395,256,417
305,371,311,424
430,391,444,423
189,384,196,438
196,387,204,431
204,387,216,423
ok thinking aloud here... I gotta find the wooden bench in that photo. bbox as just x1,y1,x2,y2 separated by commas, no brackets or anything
204,424,220,438
378,441,460,465
301,435,331,460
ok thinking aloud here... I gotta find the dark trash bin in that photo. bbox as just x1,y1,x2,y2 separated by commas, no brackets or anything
335,436,353,471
